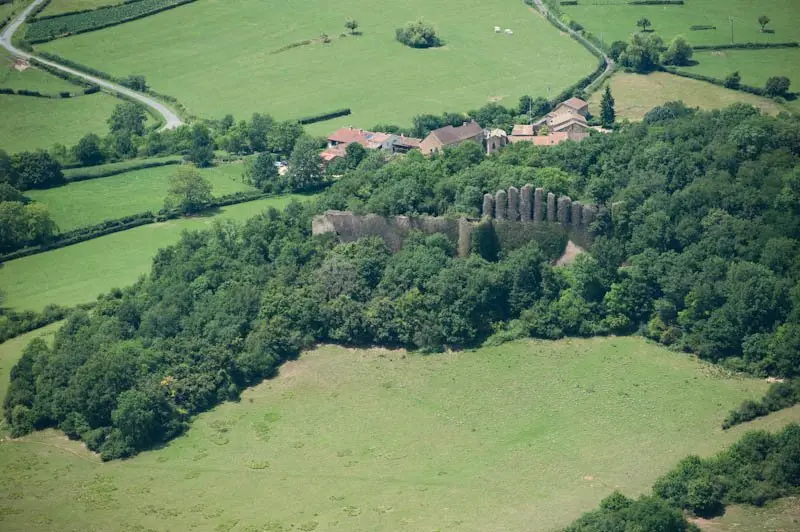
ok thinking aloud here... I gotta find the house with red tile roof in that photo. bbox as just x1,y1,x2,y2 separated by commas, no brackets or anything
420,121,484,155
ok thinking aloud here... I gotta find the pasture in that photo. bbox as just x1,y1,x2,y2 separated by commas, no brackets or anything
561,0,800,47
589,71,785,121
27,162,254,232
0,194,315,312
0,50,76,93
0,91,123,153
1,335,799,531
40,0,123,17
678,48,800,112
697,497,800,531
38,0,596,130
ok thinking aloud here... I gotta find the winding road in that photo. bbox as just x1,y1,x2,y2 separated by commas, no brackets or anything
0,0,183,130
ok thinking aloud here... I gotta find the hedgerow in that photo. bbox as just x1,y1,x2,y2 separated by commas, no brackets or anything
25,0,198,43
64,157,181,182
297,108,351,125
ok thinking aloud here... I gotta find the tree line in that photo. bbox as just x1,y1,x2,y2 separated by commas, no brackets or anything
4,103,799,460
566,423,800,530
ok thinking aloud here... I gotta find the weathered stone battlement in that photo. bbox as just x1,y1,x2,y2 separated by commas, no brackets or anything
312,186,599,256
481,186,597,228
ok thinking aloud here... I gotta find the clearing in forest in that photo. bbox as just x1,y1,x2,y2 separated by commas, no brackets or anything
589,71,785,121
1,334,799,531
38,0,596,129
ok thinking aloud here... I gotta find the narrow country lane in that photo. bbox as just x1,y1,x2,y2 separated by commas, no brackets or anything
0,0,183,130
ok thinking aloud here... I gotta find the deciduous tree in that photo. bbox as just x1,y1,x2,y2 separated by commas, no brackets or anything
164,166,213,214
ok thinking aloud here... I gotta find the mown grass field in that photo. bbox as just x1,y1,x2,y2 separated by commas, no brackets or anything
0,194,314,312
0,335,799,531
589,71,785,121
0,50,76,92
27,162,254,231
40,0,119,17
0,91,123,153
39,0,596,130
678,48,800,112
562,0,800,47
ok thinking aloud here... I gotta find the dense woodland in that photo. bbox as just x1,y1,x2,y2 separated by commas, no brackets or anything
3,104,800,465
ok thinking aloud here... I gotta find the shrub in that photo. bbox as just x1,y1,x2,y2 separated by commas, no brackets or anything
764,76,791,97
723,71,741,89
690,25,716,31
723,380,800,429
396,19,442,49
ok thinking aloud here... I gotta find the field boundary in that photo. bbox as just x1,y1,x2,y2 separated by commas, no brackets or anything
524,0,615,95
25,0,198,44
0,190,276,263
63,157,182,182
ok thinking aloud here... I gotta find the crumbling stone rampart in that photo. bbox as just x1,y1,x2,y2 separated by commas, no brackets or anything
312,185,600,256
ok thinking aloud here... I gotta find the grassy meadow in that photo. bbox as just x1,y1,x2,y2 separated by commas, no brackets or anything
0,194,314,311
561,0,800,47
589,71,785,121
27,162,254,232
38,0,596,130
678,47,800,112
0,91,123,153
696,497,800,531
40,0,119,16
0,335,799,531
0,50,76,93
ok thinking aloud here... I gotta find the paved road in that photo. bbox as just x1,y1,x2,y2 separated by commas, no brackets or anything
0,0,183,130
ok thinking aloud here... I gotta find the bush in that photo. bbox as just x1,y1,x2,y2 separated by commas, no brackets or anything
723,71,741,89
690,25,716,31
396,19,442,48
764,76,791,97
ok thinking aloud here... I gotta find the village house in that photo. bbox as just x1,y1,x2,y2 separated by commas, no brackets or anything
322,127,422,164
484,128,508,155
420,120,484,155
509,96,594,147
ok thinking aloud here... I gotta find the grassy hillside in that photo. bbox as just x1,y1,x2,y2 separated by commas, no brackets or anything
0,92,122,153
38,0,596,129
561,0,800,47
588,71,785,121
0,335,798,531
26,162,254,232
0,194,315,311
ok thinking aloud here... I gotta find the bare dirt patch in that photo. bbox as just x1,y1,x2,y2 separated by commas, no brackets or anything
12,58,30,72
555,240,585,266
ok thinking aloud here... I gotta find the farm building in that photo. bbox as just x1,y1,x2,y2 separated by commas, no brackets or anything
420,121,484,155
322,127,422,163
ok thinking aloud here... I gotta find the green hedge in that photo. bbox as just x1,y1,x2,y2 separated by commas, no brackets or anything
25,0,198,43
693,42,799,51
24,0,52,22
297,108,351,125
64,157,181,182
690,25,716,31
662,66,767,96
0,305,70,344
31,0,148,21
0,191,270,263
28,58,94,88
722,380,800,429
628,0,683,4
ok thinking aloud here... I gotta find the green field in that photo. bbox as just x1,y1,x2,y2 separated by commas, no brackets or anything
589,71,785,121
696,497,800,531
0,50,77,93
40,0,119,17
27,162,254,231
0,91,124,153
0,334,798,531
38,0,596,130
0,194,313,311
678,48,800,112
562,0,800,47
